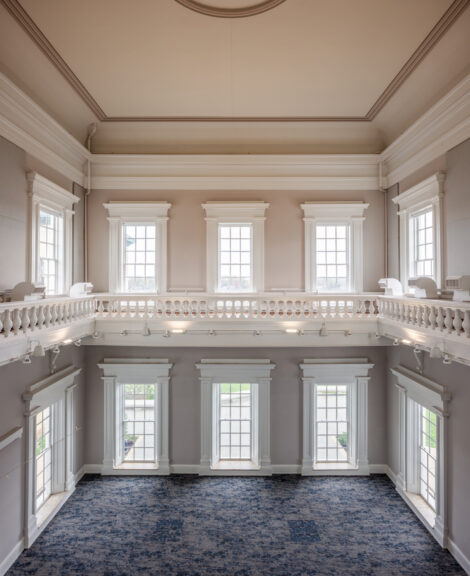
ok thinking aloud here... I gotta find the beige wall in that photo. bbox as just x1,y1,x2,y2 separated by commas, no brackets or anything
0,346,86,567
0,136,26,290
386,345,470,562
88,188,385,293
84,345,388,468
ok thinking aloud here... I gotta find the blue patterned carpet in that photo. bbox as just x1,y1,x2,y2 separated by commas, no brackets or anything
9,474,464,576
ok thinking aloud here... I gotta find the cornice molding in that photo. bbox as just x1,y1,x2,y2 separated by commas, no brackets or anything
0,71,88,185
382,73,470,187
392,172,445,212
301,202,369,220
103,201,171,220
27,171,81,210
2,0,467,123
202,201,269,219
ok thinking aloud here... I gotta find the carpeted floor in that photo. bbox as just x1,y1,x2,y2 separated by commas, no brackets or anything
8,474,465,576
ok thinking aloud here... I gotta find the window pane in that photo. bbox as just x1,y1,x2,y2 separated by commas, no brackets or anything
419,405,438,511
315,224,350,292
218,383,252,461
38,209,63,295
35,407,52,510
218,224,253,292
122,224,157,292
315,385,349,463
123,383,156,463
410,208,434,280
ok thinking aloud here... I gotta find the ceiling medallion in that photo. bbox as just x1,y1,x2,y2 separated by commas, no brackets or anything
174,0,287,18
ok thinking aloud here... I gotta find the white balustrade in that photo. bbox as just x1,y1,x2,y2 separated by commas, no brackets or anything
0,296,96,338
378,297,470,338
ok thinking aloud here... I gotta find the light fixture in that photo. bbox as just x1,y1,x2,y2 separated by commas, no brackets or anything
32,342,45,357
393,338,399,346
142,326,151,337
285,328,299,334
63,338,73,345
430,346,443,359
344,330,352,337
171,329,186,334
120,329,128,336
22,354,31,365
52,345,60,354
74,339,82,347
209,329,216,336
375,332,381,339
319,323,328,337
443,353,452,365
92,331,100,339
401,339,412,346
162,330,170,338
253,330,261,336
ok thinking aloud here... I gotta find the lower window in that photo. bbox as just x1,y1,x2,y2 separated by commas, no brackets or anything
35,407,52,510
315,384,349,464
121,384,157,464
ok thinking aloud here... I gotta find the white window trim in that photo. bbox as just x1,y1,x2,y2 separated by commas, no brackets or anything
202,202,269,293
301,202,369,293
27,172,80,295
300,358,374,476
391,364,450,547
98,358,172,475
103,202,171,294
196,359,275,475
392,172,445,290
22,365,81,547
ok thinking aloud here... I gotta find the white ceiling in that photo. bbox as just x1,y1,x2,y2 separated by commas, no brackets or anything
0,0,469,153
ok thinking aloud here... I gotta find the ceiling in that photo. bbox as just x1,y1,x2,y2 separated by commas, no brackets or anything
0,0,469,153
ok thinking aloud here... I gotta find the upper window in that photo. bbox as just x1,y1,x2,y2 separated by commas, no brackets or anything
104,202,171,294
315,224,350,292
392,172,445,289
202,202,269,293
27,172,79,296
218,224,253,292
122,224,156,292
409,208,434,279
301,203,369,293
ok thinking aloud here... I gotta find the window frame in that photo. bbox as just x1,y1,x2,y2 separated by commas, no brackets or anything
391,364,449,547
27,171,80,296
197,359,275,475
23,365,80,548
392,172,445,290
202,202,270,293
99,359,172,475
301,202,369,293
301,358,374,475
103,202,171,294
217,223,254,292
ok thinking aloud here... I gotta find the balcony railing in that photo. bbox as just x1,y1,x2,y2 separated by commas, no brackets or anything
378,296,470,339
93,293,379,321
0,296,96,338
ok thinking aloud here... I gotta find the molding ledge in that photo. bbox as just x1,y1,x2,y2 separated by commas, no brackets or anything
0,426,23,452
0,72,88,185
382,72,470,187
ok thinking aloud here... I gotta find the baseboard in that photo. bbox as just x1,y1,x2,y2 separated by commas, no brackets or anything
74,465,86,484
170,465,200,474
448,538,470,575
83,464,103,474
272,465,301,474
368,464,389,474
0,538,24,576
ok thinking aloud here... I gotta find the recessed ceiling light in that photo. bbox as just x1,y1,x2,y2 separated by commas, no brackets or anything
63,338,73,345
285,328,299,334
171,329,186,334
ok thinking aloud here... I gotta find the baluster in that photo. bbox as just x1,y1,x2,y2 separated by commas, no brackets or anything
428,306,436,330
453,309,463,336
436,307,445,331
98,299,104,315
0,311,3,335
463,310,470,338
37,305,45,329
12,309,21,335
3,310,12,337
20,307,30,333
30,306,38,330
44,304,51,327
444,308,454,334
359,299,367,317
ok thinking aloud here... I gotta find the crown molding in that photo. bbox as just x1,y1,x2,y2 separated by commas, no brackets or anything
0,72,88,185
381,72,470,187
174,0,286,19
91,153,380,190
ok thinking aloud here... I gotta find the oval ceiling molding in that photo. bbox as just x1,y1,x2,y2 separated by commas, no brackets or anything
174,0,287,18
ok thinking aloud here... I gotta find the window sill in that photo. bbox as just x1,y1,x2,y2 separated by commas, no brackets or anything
404,491,436,529
115,462,159,471
314,462,356,470
37,492,68,528
211,460,260,471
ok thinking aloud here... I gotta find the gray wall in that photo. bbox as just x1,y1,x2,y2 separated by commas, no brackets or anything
0,346,86,566
72,182,85,284
386,183,399,279
84,346,388,468
386,346,470,562
0,136,26,290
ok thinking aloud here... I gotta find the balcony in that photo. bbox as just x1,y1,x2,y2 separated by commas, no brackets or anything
1,292,469,365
